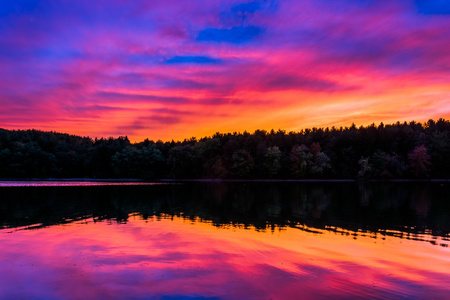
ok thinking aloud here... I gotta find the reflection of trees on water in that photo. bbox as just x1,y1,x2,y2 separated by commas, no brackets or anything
1,183,449,245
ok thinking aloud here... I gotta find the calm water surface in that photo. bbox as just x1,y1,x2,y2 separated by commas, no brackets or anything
1,182,449,299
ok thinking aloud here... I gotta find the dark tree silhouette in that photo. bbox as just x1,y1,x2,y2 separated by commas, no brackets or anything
1,118,450,179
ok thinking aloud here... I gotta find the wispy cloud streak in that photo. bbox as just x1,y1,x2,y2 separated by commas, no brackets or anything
0,0,449,141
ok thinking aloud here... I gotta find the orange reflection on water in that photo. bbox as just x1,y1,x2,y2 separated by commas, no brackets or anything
1,214,449,299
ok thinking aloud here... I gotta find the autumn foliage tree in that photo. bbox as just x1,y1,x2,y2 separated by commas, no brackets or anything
408,145,431,177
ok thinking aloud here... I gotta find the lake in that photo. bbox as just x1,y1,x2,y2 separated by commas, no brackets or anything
1,181,449,299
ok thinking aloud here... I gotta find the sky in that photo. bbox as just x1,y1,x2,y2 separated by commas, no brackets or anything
0,0,450,142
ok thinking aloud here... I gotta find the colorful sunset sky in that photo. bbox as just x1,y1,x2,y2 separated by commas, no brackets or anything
1,0,449,142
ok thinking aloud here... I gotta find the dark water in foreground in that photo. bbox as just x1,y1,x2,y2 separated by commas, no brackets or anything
0,181,449,299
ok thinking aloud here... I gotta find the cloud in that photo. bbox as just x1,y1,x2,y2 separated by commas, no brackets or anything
63,105,133,117
258,73,355,92
1,0,450,141
94,92,192,104
119,110,188,132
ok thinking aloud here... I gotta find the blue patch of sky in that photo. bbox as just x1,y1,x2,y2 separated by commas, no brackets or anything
227,1,263,24
197,1,272,44
231,1,262,14
222,1,278,25
415,0,450,14
231,0,279,13
0,0,41,17
165,56,222,64
197,26,264,43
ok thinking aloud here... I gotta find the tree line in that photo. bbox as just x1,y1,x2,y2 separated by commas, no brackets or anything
1,118,450,179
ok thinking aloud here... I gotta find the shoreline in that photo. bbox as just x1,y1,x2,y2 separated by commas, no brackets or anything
0,178,449,183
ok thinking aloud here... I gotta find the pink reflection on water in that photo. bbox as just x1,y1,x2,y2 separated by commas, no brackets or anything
0,181,167,187
1,215,449,299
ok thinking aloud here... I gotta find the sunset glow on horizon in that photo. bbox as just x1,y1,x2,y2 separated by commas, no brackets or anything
1,0,450,142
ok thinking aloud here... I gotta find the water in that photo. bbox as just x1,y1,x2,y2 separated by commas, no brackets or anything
0,182,449,299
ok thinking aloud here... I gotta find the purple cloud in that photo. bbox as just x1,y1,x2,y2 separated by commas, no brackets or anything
0,0,449,141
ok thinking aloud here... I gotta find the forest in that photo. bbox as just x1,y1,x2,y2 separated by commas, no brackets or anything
1,119,450,180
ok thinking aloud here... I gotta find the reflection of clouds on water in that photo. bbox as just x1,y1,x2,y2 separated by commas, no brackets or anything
1,215,449,299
